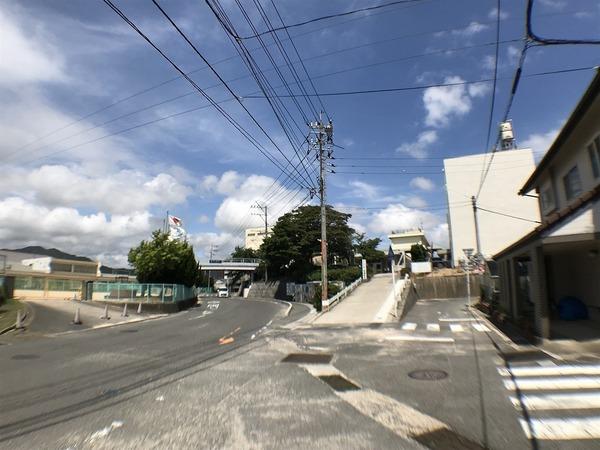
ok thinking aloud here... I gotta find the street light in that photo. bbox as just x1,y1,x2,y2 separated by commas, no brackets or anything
462,248,474,308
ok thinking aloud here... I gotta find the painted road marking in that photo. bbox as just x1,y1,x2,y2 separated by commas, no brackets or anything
512,392,600,411
218,337,234,345
427,323,440,332
449,324,464,333
504,376,600,391
472,323,490,332
401,322,417,331
439,318,476,322
386,336,454,343
519,416,600,440
499,365,600,377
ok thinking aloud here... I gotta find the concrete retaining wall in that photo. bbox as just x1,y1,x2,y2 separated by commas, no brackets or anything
412,274,482,300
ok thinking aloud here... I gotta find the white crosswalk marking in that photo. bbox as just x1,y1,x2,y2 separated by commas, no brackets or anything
499,365,600,377
519,416,600,440
472,323,490,332
427,323,440,332
449,324,464,333
504,376,600,391
513,392,600,411
401,322,417,331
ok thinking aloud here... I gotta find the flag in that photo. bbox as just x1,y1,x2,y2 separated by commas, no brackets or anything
168,215,182,227
168,215,186,241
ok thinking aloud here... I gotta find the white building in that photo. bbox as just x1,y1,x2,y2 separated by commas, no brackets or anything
388,229,430,267
444,147,540,266
244,227,272,251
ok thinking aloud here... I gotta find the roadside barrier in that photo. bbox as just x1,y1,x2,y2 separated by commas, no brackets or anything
101,304,110,320
321,277,363,312
121,304,129,317
137,302,142,314
15,310,24,330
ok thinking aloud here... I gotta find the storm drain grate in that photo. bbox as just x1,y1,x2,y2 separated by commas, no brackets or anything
408,369,448,381
11,354,40,360
281,353,332,364
318,375,361,392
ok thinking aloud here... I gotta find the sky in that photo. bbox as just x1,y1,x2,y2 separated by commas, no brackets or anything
1,0,599,266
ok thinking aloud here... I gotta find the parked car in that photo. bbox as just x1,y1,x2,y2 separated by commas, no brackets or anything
217,287,230,298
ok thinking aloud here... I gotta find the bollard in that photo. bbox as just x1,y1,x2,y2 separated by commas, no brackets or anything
101,304,110,320
121,303,128,317
15,309,24,330
137,302,142,314
72,307,82,325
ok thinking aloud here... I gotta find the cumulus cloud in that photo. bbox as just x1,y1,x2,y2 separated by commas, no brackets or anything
349,180,380,200
437,21,489,38
488,7,509,20
423,77,488,128
0,165,192,214
396,130,438,159
0,197,155,265
538,0,566,10
521,128,560,161
410,177,436,192
366,203,449,248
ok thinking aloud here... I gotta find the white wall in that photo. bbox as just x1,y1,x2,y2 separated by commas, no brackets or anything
444,148,540,266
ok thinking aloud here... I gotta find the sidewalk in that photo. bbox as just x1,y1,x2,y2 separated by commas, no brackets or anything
314,273,398,325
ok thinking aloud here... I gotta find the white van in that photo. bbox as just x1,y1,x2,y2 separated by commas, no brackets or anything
217,287,230,298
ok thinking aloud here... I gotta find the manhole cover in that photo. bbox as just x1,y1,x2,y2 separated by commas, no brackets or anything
281,353,332,364
120,329,138,333
408,369,448,380
11,354,40,360
318,375,361,392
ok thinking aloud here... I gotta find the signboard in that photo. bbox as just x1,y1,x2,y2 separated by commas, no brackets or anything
361,259,367,280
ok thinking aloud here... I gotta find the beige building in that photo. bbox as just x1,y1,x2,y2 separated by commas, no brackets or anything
244,227,272,251
444,148,540,266
388,229,430,267
495,70,600,340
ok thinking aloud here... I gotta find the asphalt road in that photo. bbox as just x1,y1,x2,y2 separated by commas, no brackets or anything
0,298,288,449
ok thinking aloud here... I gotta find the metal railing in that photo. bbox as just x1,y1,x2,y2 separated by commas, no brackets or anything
208,258,261,264
91,282,195,303
322,277,363,312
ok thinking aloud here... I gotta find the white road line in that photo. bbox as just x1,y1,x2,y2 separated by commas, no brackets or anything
512,392,600,411
472,323,490,332
504,377,600,391
401,322,417,331
427,323,440,332
439,318,476,322
449,324,464,333
386,336,454,343
498,365,600,377
519,416,600,440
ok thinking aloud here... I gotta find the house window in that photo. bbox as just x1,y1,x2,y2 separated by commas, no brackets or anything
540,187,555,213
563,166,582,201
589,135,600,179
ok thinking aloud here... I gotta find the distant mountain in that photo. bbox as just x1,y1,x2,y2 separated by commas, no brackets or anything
2,246,93,262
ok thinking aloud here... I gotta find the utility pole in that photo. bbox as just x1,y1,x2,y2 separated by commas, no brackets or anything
309,113,334,306
207,243,218,290
252,202,269,282
471,196,482,256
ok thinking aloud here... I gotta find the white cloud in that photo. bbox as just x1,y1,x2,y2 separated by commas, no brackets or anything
0,165,192,214
451,21,489,37
410,177,436,192
366,203,449,248
521,128,560,161
488,7,509,20
0,197,155,266
538,0,567,10
423,76,488,128
188,232,241,260
349,181,380,200
405,195,428,208
0,7,65,86
197,214,210,224
396,130,438,159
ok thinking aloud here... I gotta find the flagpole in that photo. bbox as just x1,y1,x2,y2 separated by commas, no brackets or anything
165,210,169,233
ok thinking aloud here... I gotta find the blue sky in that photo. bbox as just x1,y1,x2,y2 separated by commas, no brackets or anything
1,0,599,266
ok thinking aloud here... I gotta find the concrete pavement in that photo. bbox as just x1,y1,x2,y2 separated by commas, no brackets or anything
315,273,400,325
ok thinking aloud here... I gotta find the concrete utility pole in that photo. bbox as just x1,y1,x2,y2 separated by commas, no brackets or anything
471,196,482,256
309,113,334,304
463,248,474,308
252,202,269,282
207,243,218,290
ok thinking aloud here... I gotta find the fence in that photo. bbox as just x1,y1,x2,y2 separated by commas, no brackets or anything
321,277,362,312
91,282,196,303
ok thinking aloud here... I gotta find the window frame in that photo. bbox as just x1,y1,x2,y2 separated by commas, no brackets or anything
588,134,600,179
562,165,582,201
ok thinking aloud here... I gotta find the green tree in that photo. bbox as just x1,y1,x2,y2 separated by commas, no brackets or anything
261,205,355,281
353,233,386,264
128,230,199,287
230,246,259,259
410,243,429,262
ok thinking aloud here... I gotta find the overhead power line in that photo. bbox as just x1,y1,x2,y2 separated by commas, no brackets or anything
204,0,429,40
476,206,541,224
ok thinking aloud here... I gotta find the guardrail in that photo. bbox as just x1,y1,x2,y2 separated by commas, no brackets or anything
321,277,363,312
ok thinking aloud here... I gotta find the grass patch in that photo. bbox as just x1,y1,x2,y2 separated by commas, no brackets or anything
0,298,25,331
